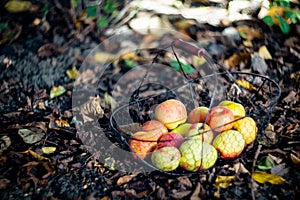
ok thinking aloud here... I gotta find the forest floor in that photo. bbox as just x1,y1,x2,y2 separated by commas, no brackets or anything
0,0,299,199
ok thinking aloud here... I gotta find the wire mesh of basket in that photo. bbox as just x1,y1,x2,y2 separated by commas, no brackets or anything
109,39,281,175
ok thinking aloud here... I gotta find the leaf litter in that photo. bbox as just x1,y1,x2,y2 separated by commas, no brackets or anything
0,0,300,199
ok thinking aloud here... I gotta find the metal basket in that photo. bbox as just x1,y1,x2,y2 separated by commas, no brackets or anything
109,40,281,175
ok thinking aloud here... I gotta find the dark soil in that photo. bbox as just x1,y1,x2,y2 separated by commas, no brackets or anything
1,1,300,200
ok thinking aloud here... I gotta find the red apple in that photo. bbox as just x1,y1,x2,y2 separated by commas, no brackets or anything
129,131,159,159
155,99,187,129
188,106,209,123
142,120,168,136
207,106,234,132
158,132,184,148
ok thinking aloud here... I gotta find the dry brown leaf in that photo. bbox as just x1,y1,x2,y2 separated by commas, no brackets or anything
74,96,104,123
38,43,66,57
252,171,287,185
236,25,263,41
0,136,11,154
22,150,55,174
117,174,136,186
224,52,251,69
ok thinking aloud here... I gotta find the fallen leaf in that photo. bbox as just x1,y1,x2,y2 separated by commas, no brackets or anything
5,0,32,13
251,53,268,74
224,52,251,69
49,116,70,130
66,65,79,80
214,176,235,189
50,85,66,99
0,136,11,154
38,43,66,57
236,25,263,41
42,147,56,154
271,163,289,176
252,171,287,185
170,60,195,75
22,150,55,174
257,155,275,170
258,45,272,60
117,174,136,186
104,93,118,111
73,96,104,122
290,153,300,168
236,79,256,91
18,128,45,144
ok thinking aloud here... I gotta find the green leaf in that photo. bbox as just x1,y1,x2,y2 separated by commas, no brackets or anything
295,11,300,20
262,16,274,27
170,60,195,75
277,16,290,34
285,11,297,24
124,59,136,68
42,147,56,154
18,128,45,144
257,156,275,170
86,5,97,18
97,17,109,28
50,85,66,99
103,0,116,13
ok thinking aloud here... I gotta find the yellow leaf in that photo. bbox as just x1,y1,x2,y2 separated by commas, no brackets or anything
237,25,263,41
42,147,56,154
66,65,79,80
50,85,66,99
236,79,256,91
22,150,56,174
5,0,31,13
121,52,140,61
266,7,288,26
214,176,235,189
259,45,272,60
252,171,287,185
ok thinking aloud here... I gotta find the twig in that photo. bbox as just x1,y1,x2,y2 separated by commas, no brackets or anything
251,144,262,200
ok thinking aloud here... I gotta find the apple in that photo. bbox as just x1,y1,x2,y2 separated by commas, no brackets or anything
151,146,181,171
233,117,257,144
155,99,187,129
142,120,168,136
158,132,184,148
207,106,234,132
213,130,245,159
184,123,214,144
188,106,209,123
218,100,246,118
171,123,192,136
129,131,159,159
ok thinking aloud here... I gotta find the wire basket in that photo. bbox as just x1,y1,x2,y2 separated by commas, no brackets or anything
109,40,281,175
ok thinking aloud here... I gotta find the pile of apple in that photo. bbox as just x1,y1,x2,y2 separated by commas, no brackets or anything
129,99,257,172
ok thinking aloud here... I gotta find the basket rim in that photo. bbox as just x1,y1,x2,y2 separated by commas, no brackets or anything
109,71,281,138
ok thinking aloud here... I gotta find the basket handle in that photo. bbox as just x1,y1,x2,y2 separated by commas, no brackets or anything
173,39,206,58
